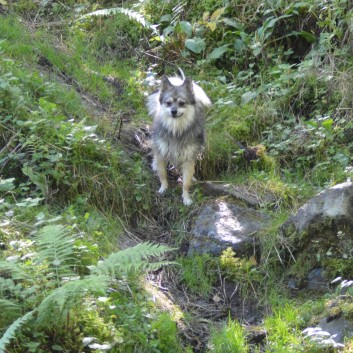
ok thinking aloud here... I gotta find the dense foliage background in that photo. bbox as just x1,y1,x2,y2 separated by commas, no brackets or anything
1,0,353,352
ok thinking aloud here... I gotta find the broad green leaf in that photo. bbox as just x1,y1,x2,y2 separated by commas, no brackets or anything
222,18,239,28
333,153,349,167
292,1,310,9
163,26,174,37
185,38,206,53
0,80,9,89
235,38,246,52
250,42,262,57
322,118,333,131
16,197,43,207
0,178,15,192
206,44,229,60
159,14,172,22
241,91,258,105
263,16,278,31
49,153,62,162
135,194,142,201
258,14,292,40
305,120,318,128
22,166,46,189
297,31,316,43
175,21,192,37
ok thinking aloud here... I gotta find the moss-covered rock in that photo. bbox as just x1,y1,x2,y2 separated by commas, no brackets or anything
281,182,353,280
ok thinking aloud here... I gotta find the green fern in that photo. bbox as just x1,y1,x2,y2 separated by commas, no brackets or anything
0,299,21,314
0,262,33,303
0,310,35,353
36,276,108,326
0,261,28,281
0,299,21,329
90,242,176,278
35,225,76,281
1,230,174,344
78,7,156,32
35,242,174,325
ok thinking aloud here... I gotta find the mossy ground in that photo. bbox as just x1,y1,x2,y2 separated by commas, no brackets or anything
1,1,353,352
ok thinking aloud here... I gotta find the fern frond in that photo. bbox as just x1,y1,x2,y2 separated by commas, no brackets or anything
33,242,173,326
36,276,108,326
0,299,21,317
90,242,175,278
0,261,29,281
140,260,177,272
78,7,156,32
0,310,35,353
35,225,76,279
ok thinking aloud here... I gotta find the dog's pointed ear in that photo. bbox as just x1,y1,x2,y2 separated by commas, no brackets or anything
160,75,172,93
182,77,194,94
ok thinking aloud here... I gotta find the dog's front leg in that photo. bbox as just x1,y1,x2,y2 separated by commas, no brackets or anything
182,160,195,206
153,155,168,194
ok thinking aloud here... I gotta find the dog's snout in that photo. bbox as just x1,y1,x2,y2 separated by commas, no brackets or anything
171,108,178,117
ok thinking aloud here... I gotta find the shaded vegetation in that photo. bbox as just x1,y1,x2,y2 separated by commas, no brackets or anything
1,0,353,352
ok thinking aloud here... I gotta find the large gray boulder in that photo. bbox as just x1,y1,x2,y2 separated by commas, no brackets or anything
281,181,353,280
188,199,270,257
283,181,353,235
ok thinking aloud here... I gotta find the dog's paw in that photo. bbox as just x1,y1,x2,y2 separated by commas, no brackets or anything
158,185,167,194
182,195,193,206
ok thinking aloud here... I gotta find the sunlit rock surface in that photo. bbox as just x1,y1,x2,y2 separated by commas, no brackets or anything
188,200,270,256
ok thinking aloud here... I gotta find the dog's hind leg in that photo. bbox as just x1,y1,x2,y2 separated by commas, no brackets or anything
153,154,168,194
182,160,195,206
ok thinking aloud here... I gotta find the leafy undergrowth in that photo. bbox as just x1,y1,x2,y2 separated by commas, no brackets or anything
1,0,353,352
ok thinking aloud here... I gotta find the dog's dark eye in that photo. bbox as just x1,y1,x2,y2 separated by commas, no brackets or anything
166,101,172,107
178,101,185,107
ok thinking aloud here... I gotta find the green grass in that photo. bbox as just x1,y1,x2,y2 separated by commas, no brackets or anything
264,304,303,353
207,319,249,353
180,254,218,298
2,1,353,352
0,13,176,353
0,16,146,119
0,17,37,60
0,31,155,223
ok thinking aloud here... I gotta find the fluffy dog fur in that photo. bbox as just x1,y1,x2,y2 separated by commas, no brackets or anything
147,74,211,205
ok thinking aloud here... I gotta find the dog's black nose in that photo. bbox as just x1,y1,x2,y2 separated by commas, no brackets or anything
171,108,178,117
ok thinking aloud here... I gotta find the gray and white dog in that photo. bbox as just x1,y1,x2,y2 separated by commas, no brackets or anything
147,72,211,205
